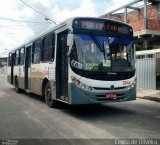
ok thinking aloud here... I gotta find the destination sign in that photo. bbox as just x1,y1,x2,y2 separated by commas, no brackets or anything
73,19,132,35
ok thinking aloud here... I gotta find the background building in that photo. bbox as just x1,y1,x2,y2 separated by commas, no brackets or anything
101,0,160,90
101,0,160,51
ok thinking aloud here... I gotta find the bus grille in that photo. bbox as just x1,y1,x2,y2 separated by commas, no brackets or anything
88,73,133,81
93,86,126,90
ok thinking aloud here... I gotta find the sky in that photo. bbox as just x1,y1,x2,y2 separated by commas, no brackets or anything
0,0,133,57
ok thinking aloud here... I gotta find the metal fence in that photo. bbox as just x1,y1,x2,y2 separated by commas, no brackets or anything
136,58,156,89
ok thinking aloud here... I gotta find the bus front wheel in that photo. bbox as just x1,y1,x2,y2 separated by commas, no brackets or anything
45,82,57,108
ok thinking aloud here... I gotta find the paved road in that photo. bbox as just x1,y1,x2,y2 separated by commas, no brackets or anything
0,75,159,141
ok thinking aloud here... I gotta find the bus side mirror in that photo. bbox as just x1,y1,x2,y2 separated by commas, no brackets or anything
67,34,74,56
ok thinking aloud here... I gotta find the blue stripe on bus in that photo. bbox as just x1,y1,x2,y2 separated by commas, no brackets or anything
76,34,133,45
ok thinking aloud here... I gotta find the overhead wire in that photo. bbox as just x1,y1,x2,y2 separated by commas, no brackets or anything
19,0,56,24
0,23,51,27
0,17,50,23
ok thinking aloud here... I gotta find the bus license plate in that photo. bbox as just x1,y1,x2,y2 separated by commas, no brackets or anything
106,93,117,99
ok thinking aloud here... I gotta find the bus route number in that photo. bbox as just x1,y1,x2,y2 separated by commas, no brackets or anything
71,60,83,69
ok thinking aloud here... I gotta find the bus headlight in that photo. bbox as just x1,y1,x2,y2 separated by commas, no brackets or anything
133,80,136,84
79,83,92,91
75,80,80,86
131,79,137,88
80,83,86,89
86,86,92,91
127,86,131,90
71,76,92,91
131,80,136,88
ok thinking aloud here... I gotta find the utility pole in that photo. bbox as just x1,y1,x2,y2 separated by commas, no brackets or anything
124,7,127,23
144,0,148,29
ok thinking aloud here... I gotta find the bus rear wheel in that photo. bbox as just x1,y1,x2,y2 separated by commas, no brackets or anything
45,82,57,108
15,78,21,93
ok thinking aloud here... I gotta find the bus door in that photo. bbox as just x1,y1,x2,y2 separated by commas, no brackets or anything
11,52,15,84
56,32,68,102
24,45,31,90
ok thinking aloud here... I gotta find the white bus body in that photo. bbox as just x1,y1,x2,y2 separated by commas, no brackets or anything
7,17,136,107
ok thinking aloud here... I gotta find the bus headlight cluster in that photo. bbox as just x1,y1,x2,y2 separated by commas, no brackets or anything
128,80,136,89
71,76,92,91
79,83,86,89
131,80,136,88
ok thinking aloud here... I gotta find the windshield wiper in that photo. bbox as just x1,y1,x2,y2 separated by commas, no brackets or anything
89,33,105,53
89,33,108,61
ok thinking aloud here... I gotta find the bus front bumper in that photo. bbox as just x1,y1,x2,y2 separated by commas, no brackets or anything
68,83,136,105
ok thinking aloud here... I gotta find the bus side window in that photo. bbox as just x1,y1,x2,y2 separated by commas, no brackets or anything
15,49,20,65
42,33,55,62
32,39,41,63
20,48,25,65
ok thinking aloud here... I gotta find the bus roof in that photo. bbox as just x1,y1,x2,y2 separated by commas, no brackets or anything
8,17,132,53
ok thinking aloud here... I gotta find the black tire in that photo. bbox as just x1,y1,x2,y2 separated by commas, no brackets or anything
45,82,58,108
15,78,21,93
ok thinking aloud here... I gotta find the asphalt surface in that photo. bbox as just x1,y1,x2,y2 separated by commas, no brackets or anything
0,75,159,142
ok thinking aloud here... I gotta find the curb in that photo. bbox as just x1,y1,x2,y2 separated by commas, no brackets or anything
137,96,160,102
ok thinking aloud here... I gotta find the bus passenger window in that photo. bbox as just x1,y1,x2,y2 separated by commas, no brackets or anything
15,50,20,65
20,48,25,65
32,40,41,63
42,33,55,62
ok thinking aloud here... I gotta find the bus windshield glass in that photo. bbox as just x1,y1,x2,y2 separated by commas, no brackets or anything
70,34,134,72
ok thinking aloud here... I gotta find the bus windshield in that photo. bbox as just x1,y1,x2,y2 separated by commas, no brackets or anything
70,34,135,72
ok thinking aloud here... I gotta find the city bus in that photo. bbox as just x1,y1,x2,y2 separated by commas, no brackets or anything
7,17,137,108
